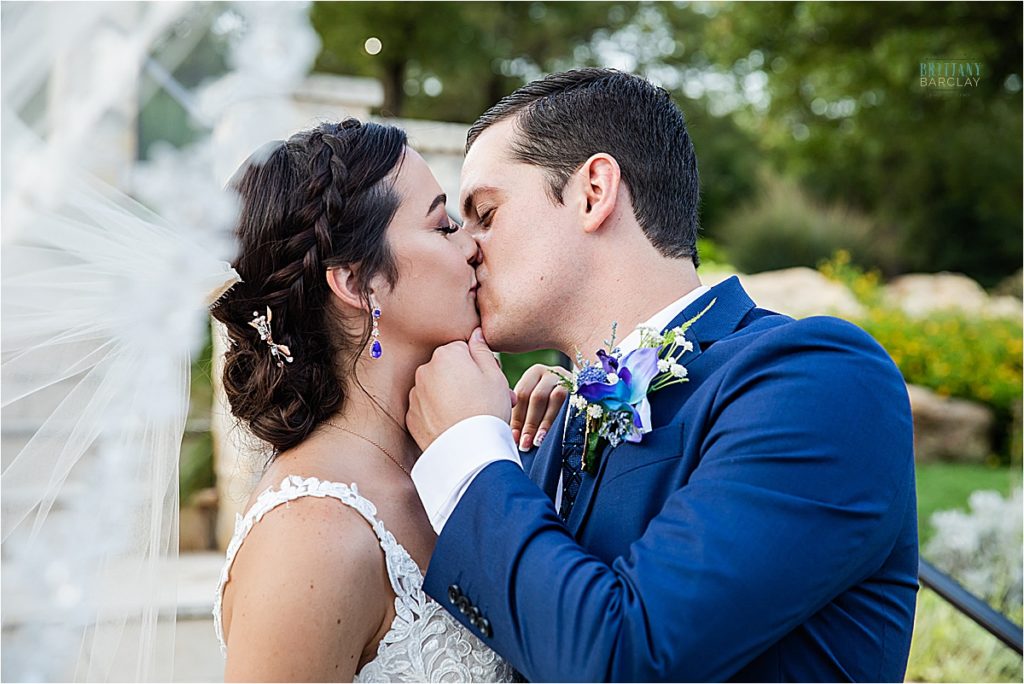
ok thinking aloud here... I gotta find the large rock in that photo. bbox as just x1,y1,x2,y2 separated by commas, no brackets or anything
884,272,1022,320
702,267,865,320
907,384,994,463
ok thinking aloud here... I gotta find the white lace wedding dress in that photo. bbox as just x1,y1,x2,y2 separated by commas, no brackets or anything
213,475,514,682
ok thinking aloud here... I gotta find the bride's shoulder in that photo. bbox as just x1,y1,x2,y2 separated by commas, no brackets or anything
235,473,386,569
221,481,390,679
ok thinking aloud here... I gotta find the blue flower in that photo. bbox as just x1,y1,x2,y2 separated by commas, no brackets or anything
576,347,660,442
576,363,609,387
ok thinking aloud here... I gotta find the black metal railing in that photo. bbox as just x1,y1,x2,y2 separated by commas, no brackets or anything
919,559,1023,654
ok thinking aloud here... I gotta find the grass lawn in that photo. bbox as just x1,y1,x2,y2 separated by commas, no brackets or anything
916,461,1021,545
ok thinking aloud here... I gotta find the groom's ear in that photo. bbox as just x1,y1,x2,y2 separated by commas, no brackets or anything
326,265,368,311
576,153,621,235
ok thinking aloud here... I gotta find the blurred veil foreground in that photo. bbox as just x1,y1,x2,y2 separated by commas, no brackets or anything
0,2,318,680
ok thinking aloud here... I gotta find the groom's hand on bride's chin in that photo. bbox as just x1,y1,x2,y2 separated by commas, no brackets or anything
406,328,513,450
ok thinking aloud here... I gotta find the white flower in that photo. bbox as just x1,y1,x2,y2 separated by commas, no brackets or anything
587,404,604,419
606,372,619,384
926,488,1022,612
680,338,695,353
657,359,671,373
638,326,664,347
670,363,688,378
571,394,588,411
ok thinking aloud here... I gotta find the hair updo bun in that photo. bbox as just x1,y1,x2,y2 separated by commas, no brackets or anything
211,119,408,453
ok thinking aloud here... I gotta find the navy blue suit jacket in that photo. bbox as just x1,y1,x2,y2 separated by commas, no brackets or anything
423,276,918,682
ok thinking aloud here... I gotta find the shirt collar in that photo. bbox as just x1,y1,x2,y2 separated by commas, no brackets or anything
616,285,711,358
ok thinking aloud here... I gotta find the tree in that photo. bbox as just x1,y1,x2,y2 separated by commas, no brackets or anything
311,1,638,121
311,1,1021,284
680,1,1022,284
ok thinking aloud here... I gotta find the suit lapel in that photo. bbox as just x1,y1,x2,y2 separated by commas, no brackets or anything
566,276,757,536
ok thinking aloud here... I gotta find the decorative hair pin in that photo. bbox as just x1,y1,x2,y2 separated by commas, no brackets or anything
249,306,293,368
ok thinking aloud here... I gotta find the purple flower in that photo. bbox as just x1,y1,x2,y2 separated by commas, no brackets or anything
577,347,660,442
596,349,619,374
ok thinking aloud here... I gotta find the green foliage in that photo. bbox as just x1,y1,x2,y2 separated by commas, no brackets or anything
311,1,637,121
818,253,1023,457
181,324,215,505
908,588,1023,683
684,106,763,236
309,2,1021,285
994,269,1023,299
695,237,734,273
858,308,1022,422
911,481,1023,682
915,462,1019,544
816,249,884,306
690,1,1023,286
717,175,893,275
499,349,566,388
179,432,214,505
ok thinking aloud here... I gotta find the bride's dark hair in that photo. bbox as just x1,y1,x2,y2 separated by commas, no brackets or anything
211,119,407,453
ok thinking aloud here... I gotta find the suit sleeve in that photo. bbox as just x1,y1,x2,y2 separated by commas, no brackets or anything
422,318,916,682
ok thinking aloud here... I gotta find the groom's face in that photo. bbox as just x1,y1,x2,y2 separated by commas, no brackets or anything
459,119,578,353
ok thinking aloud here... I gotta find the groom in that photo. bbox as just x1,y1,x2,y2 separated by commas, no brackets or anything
406,69,918,682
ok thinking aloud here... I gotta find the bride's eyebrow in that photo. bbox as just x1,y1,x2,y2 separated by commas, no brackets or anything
426,193,446,217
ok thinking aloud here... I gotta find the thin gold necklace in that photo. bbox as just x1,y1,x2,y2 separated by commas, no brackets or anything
323,421,411,476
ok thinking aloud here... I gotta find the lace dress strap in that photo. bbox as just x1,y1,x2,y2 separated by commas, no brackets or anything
212,475,418,654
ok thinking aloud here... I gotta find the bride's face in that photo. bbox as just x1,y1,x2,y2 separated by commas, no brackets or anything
373,148,480,351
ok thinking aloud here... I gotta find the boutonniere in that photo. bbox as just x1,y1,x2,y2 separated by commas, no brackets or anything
553,299,716,474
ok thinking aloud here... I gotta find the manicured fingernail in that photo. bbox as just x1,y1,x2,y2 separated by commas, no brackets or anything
519,434,533,451
534,430,547,446
512,429,521,444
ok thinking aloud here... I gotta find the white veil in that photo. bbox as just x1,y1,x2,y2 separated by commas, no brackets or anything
0,3,240,680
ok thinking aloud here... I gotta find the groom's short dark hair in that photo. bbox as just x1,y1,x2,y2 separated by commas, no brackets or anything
467,68,700,265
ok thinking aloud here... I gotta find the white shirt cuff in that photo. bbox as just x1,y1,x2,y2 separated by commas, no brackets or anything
411,415,521,534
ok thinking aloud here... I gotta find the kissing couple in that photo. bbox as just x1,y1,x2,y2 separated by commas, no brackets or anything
212,68,918,682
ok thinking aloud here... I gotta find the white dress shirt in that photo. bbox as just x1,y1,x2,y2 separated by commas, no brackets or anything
411,285,711,533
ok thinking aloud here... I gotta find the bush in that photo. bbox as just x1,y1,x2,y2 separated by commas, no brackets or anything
716,175,895,275
915,462,1020,545
859,307,1022,418
908,489,1023,682
927,489,1023,615
817,253,1023,457
908,588,1023,683
695,237,734,273
994,269,1023,300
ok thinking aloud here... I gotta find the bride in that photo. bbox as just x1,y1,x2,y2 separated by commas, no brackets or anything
209,118,558,682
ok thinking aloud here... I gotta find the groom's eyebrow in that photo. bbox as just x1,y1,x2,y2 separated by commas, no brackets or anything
462,186,503,218
426,193,447,217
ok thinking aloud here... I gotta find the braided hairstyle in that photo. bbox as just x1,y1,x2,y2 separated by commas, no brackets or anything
211,119,407,453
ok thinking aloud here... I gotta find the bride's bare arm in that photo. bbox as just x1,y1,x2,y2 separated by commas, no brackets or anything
222,496,390,682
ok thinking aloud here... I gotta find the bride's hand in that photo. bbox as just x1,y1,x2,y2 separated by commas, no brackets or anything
511,365,570,451
407,328,513,451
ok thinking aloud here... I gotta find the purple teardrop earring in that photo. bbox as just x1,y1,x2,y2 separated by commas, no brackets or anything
369,303,383,359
